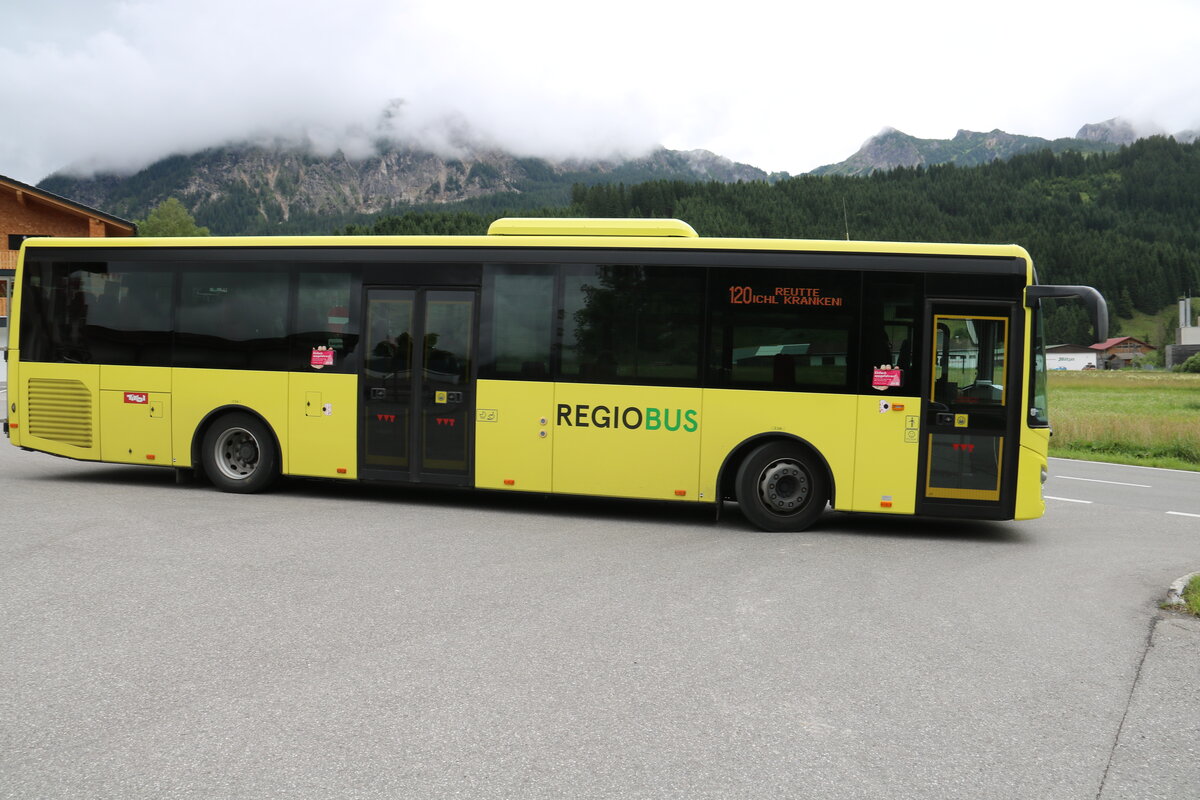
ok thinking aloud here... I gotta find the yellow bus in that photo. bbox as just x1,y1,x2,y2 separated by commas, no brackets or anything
3,218,1106,531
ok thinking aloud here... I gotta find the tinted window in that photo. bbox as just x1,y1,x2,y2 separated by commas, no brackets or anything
424,291,474,385
20,260,174,366
174,268,290,370
561,264,704,385
87,266,174,366
861,273,921,394
20,260,100,363
1029,305,1049,427
480,266,554,380
293,269,360,372
20,255,370,372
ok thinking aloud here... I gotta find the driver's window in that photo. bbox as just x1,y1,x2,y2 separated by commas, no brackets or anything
931,315,1008,407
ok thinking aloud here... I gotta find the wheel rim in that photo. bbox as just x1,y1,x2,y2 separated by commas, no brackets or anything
213,427,260,481
757,458,810,516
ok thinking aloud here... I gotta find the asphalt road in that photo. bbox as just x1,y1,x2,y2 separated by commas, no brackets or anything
1,416,1197,799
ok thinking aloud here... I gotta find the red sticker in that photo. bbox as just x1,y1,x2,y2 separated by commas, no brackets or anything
124,392,148,404
311,348,335,368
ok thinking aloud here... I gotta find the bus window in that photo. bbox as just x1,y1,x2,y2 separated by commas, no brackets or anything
931,316,1008,406
560,264,703,385
480,266,554,380
86,267,174,366
1029,305,1049,427
175,269,290,370
710,270,857,392
293,270,359,372
861,274,921,394
20,260,174,366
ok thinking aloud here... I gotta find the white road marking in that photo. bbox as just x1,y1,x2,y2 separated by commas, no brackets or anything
1045,496,1093,504
1056,476,1151,488
1165,511,1200,519
1049,457,1200,476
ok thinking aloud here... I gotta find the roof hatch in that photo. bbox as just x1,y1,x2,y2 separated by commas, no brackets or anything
486,217,698,238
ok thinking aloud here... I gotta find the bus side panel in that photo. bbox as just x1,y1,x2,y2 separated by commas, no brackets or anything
99,365,172,466
6,354,20,448
287,372,358,479
1015,428,1050,520
16,362,102,461
849,394,921,514
7,254,23,449
552,384,702,501
474,379,554,493
699,389,857,510
171,369,289,471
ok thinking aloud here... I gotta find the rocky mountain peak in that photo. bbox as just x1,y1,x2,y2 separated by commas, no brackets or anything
1075,117,1140,145
37,141,772,234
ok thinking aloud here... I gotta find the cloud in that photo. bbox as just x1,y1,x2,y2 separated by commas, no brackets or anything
2,0,1199,184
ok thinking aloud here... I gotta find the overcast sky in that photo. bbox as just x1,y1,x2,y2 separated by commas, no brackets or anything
3,0,1199,184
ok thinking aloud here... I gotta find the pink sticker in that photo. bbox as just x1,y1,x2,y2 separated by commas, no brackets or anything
311,348,335,368
872,369,902,390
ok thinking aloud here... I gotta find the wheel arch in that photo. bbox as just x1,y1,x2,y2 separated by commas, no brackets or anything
716,433,836,508
190,405,283,477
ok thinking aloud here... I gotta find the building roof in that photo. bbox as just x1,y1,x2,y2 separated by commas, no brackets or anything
1046,344,1096,353
1091,336,1154,352
0,173,136,232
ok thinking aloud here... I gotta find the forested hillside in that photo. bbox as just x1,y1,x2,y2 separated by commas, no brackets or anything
349,137,1200,344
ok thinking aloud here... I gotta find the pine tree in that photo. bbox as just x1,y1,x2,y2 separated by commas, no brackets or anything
1115,288,1134,318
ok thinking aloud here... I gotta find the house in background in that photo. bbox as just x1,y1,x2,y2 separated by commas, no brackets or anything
1091,336,1155,368
0,173,136,323
1045,344,1099,370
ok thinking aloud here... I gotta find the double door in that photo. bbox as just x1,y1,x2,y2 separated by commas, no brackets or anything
361,287,476,483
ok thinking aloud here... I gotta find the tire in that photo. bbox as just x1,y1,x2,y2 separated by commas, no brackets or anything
734,441,829,532
201,412,279,494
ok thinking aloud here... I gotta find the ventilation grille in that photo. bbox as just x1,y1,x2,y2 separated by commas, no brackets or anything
27,378,94,448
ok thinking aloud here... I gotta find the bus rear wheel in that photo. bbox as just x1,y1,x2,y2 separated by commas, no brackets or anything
201,412,279,494
735,442,828,532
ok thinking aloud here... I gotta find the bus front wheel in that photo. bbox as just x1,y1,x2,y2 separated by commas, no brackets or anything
735,442,828,532
201,413,279,494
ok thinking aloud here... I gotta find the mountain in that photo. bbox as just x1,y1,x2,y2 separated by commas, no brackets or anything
808,118,1199,176
38,116,1199,234
38,143,773,235
810,126,1118,176
1074,117,1146,145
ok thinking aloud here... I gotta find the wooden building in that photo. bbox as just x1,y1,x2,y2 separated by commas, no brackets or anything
1090,336,1155,369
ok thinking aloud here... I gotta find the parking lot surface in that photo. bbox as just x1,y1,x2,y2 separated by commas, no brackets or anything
2,437,1198,798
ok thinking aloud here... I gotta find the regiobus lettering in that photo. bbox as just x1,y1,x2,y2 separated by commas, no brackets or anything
556,404,699,432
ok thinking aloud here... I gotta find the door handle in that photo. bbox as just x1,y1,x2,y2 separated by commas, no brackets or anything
370,388,386,400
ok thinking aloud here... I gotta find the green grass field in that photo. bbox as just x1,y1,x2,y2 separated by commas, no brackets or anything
1046,371,1200,471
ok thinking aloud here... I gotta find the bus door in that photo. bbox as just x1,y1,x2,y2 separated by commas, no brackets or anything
360,287,476,484
918,302,1019,516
